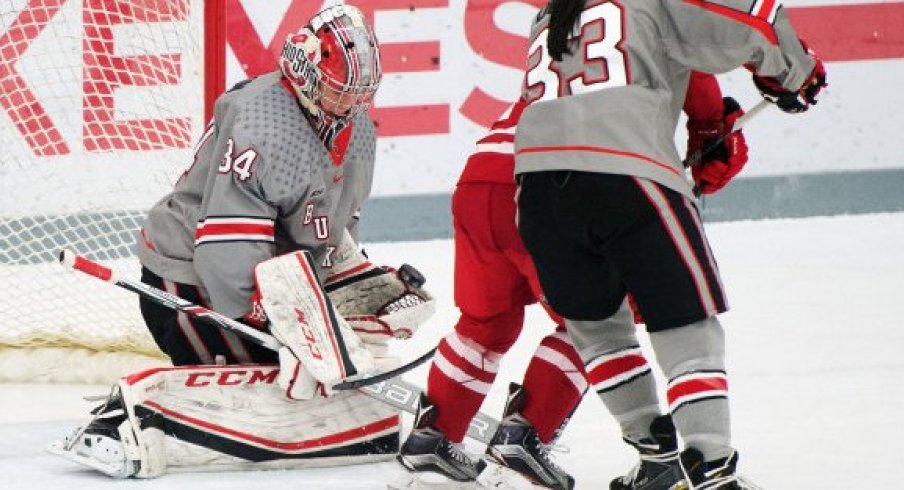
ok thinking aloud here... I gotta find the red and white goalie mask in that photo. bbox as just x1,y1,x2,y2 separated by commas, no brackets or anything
279,4,382,120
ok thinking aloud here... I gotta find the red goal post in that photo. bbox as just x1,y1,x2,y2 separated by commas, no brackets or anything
0,0,225,383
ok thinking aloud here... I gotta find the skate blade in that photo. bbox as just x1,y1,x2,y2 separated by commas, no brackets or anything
477,462,548,490
47,439,135,478
388,470,485,489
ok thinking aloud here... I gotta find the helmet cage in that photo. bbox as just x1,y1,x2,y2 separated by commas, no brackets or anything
279,4,381,119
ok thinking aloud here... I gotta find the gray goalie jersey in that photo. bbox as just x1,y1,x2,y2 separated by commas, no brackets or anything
514,0,816,198
137,71,375,319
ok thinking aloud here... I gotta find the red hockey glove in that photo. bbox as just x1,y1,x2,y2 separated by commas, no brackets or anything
752,41,827,113
687,97,749,195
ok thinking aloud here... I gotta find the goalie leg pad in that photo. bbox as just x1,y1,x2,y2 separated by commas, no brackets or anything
52,365,401,478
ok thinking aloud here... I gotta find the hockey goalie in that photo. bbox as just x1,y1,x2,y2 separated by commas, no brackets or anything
48,3,435,479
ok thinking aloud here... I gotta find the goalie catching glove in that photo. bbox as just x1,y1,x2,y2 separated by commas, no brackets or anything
324,231,436,346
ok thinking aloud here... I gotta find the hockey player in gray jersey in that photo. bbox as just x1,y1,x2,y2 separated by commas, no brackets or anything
514,0,826,489
50,3,435,479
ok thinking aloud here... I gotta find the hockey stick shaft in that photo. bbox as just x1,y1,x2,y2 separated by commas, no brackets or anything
59,249,500,444
732,98,770,131
59,250,282,351
332,346,436,390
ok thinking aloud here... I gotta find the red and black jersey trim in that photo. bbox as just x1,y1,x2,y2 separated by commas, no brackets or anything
682,0,780,45
195,215,275,246
135,404,399,462
517,145,684,179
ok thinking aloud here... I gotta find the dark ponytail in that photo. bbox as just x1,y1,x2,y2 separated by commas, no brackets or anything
547,0,584,61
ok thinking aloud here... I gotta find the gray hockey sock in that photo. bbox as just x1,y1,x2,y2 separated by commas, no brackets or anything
650,316,733,462
565,300,661,442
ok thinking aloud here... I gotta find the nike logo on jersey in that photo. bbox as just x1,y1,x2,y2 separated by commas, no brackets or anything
332,173,345,184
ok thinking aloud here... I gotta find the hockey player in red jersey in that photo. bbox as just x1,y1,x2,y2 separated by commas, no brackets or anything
393,97,587,490
392,69,749,488
514,0,827,488
50,3,435,479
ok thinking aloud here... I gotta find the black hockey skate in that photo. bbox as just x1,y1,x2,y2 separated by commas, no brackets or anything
610,415,688,490
484,383,575,490
48,386,138,478
679,448,762,490
392,393,487,489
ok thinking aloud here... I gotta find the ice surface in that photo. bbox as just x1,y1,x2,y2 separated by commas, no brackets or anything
2,213,902,489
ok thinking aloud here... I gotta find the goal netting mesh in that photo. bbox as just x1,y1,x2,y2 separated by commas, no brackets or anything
1,0,214,383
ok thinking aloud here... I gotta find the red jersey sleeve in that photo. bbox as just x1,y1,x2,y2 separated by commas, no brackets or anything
457,98,529,185
683,71,724,122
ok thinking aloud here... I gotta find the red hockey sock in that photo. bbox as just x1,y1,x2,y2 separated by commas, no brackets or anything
427,332,503,443
521,331,588,443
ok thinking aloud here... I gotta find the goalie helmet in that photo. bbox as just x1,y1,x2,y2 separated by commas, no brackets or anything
279,3,382,119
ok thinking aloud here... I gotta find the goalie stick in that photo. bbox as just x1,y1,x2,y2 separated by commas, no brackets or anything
332,346,436,390
58,249,501,445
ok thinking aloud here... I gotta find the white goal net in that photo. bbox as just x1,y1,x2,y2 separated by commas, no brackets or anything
1,0,221,383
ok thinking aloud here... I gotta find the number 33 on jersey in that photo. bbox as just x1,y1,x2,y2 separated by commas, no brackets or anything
524,0,628,103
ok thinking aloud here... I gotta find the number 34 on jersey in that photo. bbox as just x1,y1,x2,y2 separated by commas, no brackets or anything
218,138,259,181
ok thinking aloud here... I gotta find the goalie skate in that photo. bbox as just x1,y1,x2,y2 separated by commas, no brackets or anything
47,387,138,478
484,384,574,490
392,394,487,489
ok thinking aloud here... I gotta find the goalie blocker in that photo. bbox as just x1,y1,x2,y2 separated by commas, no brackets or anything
255,250,374,399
